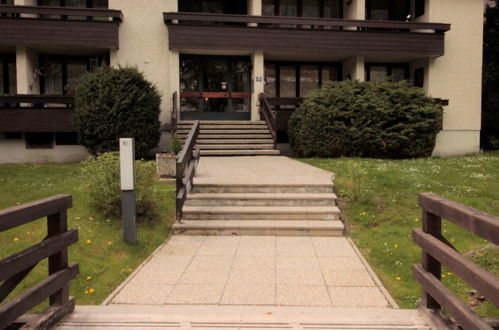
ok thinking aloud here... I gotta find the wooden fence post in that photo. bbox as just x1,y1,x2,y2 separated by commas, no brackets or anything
47,210,69,307
421,209,441,310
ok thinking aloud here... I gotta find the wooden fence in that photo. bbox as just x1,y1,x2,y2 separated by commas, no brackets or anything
0,195,79,329
413,193,499,330
176,121,200,221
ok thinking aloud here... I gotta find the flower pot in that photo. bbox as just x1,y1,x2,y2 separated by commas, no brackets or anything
156,153,176,178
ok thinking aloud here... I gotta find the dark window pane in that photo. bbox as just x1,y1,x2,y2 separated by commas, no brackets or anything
323,0,341,18
368,0,389,20
0,62,4,94
300,65,319,97
391,67,406,82
416,0,425,18
264,64,277,97
280,0,297,16
66,60,88,94
180,59,200,92
231,98,250,113
302,0,320,18
8,61,16,94
279,66,296,97
55,132,79,145
369,66,388,81
180,97,199,113
263,0,275,16
392,0,410,21
232,61,250,92
204,98,228,112
321,66,340,83
414,68,424,88
43,59,64,94
25,133,54,149
4,133,23,139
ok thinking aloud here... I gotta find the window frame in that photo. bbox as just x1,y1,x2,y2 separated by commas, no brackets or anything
365,63,409,82
264,61,342,97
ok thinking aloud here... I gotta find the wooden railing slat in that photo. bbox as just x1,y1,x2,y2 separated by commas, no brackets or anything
0,230,78,282
413,229,499,307
0,194,72,233
419,193,499,245
163,12,450,32
413,264,493,330
0,263,79,329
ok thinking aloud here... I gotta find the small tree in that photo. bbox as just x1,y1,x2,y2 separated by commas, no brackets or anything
73,66,161,157
288,80,442,159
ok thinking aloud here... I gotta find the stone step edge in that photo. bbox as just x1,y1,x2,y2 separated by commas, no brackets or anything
192,183,335,187
182,206,340,214
186,193,338,200
173,220,344,230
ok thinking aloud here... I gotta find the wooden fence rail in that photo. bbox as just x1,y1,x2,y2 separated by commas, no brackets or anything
413,193,499,330
176,120,200,221
0,194,79,330
258,93,277,147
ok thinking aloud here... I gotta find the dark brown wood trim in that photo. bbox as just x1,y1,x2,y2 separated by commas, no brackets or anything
0,108,75,132
0,5,122,21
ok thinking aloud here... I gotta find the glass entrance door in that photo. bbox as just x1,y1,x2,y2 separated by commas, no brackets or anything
180,55,251,120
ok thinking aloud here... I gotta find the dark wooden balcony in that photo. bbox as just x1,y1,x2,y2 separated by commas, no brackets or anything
0,95,75,133
0,5,122,49
164,13,450,57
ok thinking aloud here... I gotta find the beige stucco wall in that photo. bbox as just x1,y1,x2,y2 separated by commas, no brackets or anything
425,0,483,155
15,46,39,95
0,138,89,164
343,0,365,20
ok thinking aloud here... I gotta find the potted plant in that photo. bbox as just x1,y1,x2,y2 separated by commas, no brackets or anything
156,133,182,178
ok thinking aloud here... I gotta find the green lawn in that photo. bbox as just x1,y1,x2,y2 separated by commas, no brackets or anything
300,152,499,317
0,163,175,308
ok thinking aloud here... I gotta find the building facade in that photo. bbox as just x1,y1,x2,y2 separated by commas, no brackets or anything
0,0,484,163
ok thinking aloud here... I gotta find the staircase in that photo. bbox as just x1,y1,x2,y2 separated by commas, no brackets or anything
176,120,280,156
173,156,344,236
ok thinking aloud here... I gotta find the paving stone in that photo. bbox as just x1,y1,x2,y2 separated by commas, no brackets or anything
221,284,275,305
231,256,275,270
276,256,320,270
276,267,325,285
112,283,173,305
187,255,233,270
236,236,276,256
276,237,315,256
197,236,240,256
178,266,231,285
322,270,376,287
129,261,188,285
276,285,331,306
166,284,225,304
317,256,366,271
157,236,205,256
227,268,275,285
311,237,357,257
328,287,389,307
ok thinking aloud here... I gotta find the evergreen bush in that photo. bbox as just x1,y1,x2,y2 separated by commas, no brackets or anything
74,66,161,157
288,80,442,158
81,152,157,220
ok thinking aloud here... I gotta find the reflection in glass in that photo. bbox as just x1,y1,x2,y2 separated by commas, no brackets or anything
264,64,277,97
8,62,16,94
263,0,275,16
44,59,64,94
66,61,88,94
322,66,340,83
369,66,388,82
279,0,297,16
300,65,319,97
391,68,406,82
302,0,320,17
279,66,296,97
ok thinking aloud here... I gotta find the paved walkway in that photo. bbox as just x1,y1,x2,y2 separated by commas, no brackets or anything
105,235,396,308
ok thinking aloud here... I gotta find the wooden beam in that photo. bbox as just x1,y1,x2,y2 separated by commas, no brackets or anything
413,264,493,330
419,193,499,245
413,229,499,307
0,195,72,233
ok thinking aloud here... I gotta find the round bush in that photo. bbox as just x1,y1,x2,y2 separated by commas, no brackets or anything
74,66,161,157
81,152,157,220
288,80,443,158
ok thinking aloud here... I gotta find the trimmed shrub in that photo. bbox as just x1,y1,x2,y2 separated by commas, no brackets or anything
81,152,157,220
288,80,443,158
74,66,161,157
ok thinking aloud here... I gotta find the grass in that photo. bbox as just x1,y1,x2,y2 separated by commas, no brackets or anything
0,162,175,309
299,151,499,318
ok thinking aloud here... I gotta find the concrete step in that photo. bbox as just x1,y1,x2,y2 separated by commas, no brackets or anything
178,129,270,134
182,134,272,139
177,125,268,130
196,139,274,144
185,193,337,206
173,220,344,236
197,144,275,150
182,206,340,220
192,183,334,194
200,150,280,156
179,120,266,124
56,305,430,329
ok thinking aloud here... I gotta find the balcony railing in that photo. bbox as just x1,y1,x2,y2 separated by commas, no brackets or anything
164,12,450,57
0,95,75,133
0,5,122,48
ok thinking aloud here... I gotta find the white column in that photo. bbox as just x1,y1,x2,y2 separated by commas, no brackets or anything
251,51,264,121
16,46,39,95
342,55,365,81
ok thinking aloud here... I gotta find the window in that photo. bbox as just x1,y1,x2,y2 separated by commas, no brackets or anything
0,55,16,95
179,0,246,15
414,67,424,88
366,64,409,82
262,0,342,18
3,133,23,140
415,0,425,18
40,55,108,95
264,62,342,97
25,133,54,149
37,0,108,8
55,132,79,145
366,0,410,21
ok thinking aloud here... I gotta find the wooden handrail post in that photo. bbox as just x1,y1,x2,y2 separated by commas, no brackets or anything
421,209,442,310
47,210,70,307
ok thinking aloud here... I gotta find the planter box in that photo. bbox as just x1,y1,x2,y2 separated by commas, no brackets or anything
156,153,176,178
